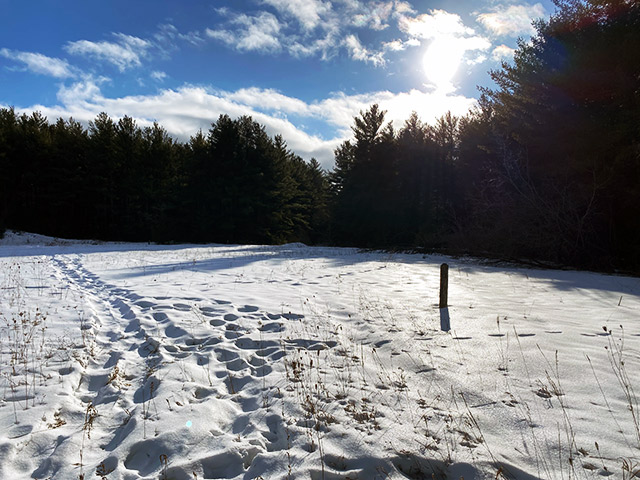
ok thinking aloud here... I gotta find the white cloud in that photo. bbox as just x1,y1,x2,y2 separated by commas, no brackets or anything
208,6,341,59
155,23,204,48
344,35,385,66
383,39,406,52
383,37,421,52
206,11,282,53
477,3,547,37
287,29,341,59
467,53,488,65
224,87,310,115
205,29,236,45
151,71,168,82
397,10,491,55
203,1,423,66
399,9,475,39
261,0,331,30
11,79,476,169
65,33,151,71
0,48,75,78
393,1,416,16
351,2,394,30
491,44,516,61
153,24,204,60
56,77,108,106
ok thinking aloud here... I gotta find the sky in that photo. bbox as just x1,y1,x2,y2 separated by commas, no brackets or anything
0,0,554,168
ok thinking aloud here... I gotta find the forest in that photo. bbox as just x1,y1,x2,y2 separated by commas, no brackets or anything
1,0,638,272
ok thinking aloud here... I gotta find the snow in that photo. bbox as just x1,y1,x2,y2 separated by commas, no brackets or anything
1,232,639,479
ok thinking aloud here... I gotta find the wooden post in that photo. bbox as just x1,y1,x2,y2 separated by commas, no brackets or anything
439,263,448,308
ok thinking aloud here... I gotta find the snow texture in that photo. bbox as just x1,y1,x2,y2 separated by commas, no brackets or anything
0,232,639,479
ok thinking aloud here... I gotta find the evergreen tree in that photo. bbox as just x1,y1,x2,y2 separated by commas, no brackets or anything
49,117,90,238
114,116,144,239
87,112,119,239
140,122,180,241
0,108,19,232
471,0,640,268
396,112,440,246
184,129,216,242
331,105,400,246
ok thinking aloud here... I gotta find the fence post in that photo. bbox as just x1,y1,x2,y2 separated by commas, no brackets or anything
439,263,448,308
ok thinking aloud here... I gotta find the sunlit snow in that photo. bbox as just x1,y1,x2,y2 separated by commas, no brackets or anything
1,231,638,479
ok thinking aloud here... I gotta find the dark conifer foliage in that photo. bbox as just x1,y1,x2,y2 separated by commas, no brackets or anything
458,0,640,269
330,104,401,247
0,0,638,272
329,0,639,270
0,110,330,245
331,106,460,249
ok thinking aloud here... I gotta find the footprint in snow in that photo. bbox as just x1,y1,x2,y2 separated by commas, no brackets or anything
86,372,111,392
124,438,171,476
173,303,191,311
225,330,245,340
260,322,284,333
138,338,160,357
238,305,259,313
254,364,272,377
225,374,252,394
103,414,137,452
248,355,267,367
193,386,216,400
225,357,251,372
104,351,122,368
235,338,278,350
152,312,168,322
165,325,188,338
7,424,33,439
255,347,280,358
134,300,156,309
239,395,261,412
124,318,141,333
215,348,240,362
132,376,161,404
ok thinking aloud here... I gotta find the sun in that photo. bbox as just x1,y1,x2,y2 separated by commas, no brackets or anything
422,38,463,92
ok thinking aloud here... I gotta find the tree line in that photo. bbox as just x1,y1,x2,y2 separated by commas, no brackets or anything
1,0,638,272
332,0,640,271
0,112,329,245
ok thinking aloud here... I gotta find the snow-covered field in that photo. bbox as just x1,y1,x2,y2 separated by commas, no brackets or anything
1,231,639,479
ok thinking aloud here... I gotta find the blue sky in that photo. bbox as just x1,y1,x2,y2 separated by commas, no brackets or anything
0,0,553,167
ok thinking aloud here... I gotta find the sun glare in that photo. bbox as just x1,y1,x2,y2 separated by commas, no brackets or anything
422,38,463,92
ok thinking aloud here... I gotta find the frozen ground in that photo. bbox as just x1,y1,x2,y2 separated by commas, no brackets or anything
0,231,639,479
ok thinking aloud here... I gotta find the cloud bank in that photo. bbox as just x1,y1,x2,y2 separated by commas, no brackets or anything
477,3,547,37
6,80,476,169
65,33,152,71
